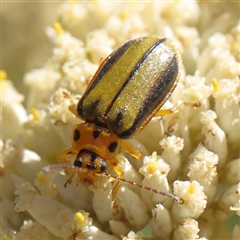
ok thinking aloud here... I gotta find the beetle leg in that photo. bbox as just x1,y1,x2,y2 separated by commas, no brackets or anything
60,90,81,118
110,161,124,210
102,157,124,210
111,181,122,210
58,148,78,165
68,103,79,118
95,158,123,210
99,57,105,65
154,100,201,117
58,148,79,187
121,140,143,160
64,171,76,187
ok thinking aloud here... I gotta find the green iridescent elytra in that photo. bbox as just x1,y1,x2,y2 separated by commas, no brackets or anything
77,36,181,138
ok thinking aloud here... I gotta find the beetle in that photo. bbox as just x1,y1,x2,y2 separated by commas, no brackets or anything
46,36,181,205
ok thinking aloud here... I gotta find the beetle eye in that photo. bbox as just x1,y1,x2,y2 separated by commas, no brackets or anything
74,155,83,168
100,161,107,173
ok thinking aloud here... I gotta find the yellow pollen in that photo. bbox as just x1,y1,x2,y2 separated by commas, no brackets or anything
92,0,99,5
75,212,85,223
230,42,238,52
37,172,47,185
188,183,195,194
211,78,220,92
53,22,63,36
0,70,7,81
31,108,40,121
120,12,128,20
147,162,156,174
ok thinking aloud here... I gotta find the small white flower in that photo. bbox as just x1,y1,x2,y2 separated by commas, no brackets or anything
92,181,117,224
60,59,97,93
46,24,86,62
54,173,94,213
160,135,184,183
86,29,115,63
140,152,172,209
24,68,61,109
13,177,37,212
213,78,239,154
1,79,27,139
182,72,212,109
230,183,240,216
213,78,240,108
214,183,240,220
172,180,207,221
13,175,93,239
151,203,172,239
140,152,170,180
1,197,22,230
173,218,200,240
109,220,131,237
188,144,218,204
188,144,218,183
223,158,240,185
122,231,144,240
118,187,148,230
106,12,148,43
15,220,54,240
77,225,119,240
199,110,228,169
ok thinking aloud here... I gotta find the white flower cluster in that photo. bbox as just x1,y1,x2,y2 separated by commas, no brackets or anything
1,1,239,240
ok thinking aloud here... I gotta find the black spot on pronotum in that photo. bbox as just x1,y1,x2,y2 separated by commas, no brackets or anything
108,141,118,152
93,129,101,139
73,129,80,141
89,151,98,162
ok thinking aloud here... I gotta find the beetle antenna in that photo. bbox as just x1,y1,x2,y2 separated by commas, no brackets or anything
42,164,180,203
42,164,88,174
98,172,180,202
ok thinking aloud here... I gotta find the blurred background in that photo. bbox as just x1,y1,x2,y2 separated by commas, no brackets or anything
2,1,239,98
2,2,61,94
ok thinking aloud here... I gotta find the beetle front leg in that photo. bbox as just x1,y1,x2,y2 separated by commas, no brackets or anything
121,140,143,160
68,103,79,118
58,148,78,165
106,157,124,210
58,148,79,187
154,100,201,117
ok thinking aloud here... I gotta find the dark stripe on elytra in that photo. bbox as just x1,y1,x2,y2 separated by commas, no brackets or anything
116,111,124,122
118,53,179,138
77,39,135,117
109,38,167,127
88,99,100,112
